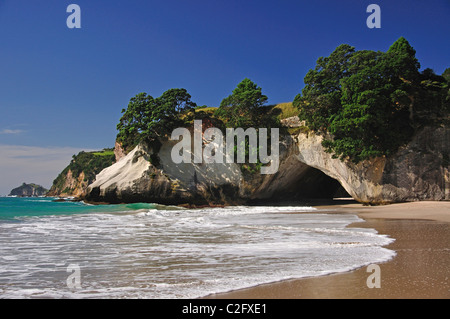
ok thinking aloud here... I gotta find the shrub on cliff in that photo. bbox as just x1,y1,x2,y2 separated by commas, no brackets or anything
116,88,197,152
294,37,449,163
214,78,279,129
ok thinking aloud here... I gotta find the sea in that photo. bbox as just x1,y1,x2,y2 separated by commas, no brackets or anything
0,197,395,299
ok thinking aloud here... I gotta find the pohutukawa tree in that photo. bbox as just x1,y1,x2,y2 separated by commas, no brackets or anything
294,37,449,163
215,78,269,128
117,88,196,151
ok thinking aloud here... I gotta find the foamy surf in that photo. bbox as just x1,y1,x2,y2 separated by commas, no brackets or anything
0,199,395,299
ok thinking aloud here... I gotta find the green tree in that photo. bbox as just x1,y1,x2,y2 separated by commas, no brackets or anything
294,37,435,163
387,36,421,81
326,47,415,162
416,68,450,119
443,68,450,83
117,88,196,151
116,92,154,150
293,44,355,133
216,78,268,128
444,68,450,112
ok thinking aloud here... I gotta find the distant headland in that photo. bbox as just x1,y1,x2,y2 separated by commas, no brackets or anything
8,183,48,197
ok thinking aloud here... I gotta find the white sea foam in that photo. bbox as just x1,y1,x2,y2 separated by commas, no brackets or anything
0,205,395,299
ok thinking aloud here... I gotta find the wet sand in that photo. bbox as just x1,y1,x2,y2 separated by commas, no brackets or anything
205,201,450,299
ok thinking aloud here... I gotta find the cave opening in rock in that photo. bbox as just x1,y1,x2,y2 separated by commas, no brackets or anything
252,165,354,205
285,166,351,200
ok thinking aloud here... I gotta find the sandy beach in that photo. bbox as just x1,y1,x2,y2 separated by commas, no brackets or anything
205,201,450,299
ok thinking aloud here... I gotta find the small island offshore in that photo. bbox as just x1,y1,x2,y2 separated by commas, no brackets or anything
8,183,48,197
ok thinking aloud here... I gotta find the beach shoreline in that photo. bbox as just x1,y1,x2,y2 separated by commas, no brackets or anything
204,201,450,299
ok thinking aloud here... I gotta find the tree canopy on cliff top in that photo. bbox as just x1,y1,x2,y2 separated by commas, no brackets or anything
117,79,278,153
116,88,197,151
294,37,449,163
214,78,280,129
215,78,268,128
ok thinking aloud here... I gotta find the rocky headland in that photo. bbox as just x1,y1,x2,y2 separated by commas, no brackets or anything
83,119,449,206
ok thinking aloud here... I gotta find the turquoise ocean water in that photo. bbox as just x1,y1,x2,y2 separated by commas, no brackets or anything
0,197,162,219
0,197,395,299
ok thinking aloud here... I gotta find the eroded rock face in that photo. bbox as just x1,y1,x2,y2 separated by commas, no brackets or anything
46,169,87,198
238,134,344,201
114,141,126,163
295,125,450,204
85,125,450,205
86,141,244,205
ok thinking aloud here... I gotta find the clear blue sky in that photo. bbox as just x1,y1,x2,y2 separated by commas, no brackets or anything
0,0,449,194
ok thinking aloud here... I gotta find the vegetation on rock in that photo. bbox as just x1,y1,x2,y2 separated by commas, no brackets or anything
116,89,197,153
48,149,115,196
9,183,48,197
294,37,449,163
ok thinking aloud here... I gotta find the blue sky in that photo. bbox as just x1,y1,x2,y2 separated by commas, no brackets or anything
0,0,449,194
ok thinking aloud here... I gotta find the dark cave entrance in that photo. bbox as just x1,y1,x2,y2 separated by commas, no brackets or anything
283,166,351,200
250,165,354,205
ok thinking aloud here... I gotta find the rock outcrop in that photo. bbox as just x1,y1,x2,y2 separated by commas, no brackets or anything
85,124,450,205
85,131,348,205
9,183,48,197
46,169,89,198
86,140,244,205
295,125,450,204
280,116,304,128
47,149,115,198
